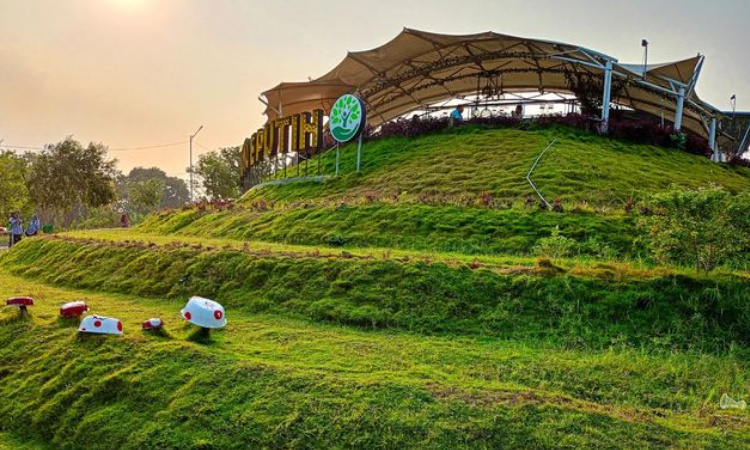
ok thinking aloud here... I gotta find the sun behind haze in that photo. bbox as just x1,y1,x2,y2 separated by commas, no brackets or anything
112,0,144,9
0,0,747,179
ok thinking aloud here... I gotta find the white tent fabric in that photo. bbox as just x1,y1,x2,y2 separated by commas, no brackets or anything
259,29,726,142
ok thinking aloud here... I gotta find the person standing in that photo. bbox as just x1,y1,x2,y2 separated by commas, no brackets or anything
450,105,465,126
25,214,40,237
8,212,23,247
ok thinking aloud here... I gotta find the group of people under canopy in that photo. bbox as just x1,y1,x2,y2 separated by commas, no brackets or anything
449,103,524,124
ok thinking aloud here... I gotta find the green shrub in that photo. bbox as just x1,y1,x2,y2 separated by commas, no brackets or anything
641,186,750,272
533,226,577,258
580,237,619,260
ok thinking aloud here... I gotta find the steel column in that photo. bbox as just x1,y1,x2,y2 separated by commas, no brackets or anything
600,60,613,131
674,86,685,132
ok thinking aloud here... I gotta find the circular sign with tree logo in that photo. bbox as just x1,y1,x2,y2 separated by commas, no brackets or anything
329,94,366,143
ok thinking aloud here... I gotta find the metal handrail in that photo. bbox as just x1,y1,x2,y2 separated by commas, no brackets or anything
526,139,557,208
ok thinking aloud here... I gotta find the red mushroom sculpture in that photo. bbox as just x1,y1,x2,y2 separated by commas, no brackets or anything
7,297,34,315
142,318,164,331
60,301,89,319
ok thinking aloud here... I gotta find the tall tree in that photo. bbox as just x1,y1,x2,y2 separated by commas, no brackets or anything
130,179,165,213
0,151,30,220
120,167,189,209
193,147,241,201
26,138,117,227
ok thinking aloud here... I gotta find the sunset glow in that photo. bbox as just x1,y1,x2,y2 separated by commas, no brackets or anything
0,0,747,177
112,0,144,8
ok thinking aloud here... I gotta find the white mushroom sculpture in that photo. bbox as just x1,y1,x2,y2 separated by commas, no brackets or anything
181,296,226,333
78,315,123,336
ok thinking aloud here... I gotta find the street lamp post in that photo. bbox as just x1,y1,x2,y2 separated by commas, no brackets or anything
641,39,649,79
189,125,203,202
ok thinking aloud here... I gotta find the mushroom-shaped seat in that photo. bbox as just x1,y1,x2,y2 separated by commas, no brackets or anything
60,301,88,319
142,318,164,331
79,315,123,335
7,297,33,314
181,296,226,329
7,297,34,307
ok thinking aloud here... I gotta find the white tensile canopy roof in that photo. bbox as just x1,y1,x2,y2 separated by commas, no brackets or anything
260,28,727,144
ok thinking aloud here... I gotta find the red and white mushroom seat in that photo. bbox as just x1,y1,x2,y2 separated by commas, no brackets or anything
142,318,164,331
181,296,226,329
6,297,34,312
60,301,89,319
78,315,123,335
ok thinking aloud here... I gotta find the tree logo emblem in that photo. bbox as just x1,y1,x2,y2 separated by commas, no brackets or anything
329,94,366,143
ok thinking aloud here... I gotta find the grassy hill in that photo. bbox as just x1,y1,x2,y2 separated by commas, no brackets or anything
244,126,750,206
2,236,750,448
5,235,750,349
139,127,750,259
140,204,640,257
1,126,750,448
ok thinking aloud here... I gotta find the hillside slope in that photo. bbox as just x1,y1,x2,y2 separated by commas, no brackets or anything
137,127,750,259
1,242,750,448
5,236,750,348
244,127,750,206
140,204,640,256
2,126,750,448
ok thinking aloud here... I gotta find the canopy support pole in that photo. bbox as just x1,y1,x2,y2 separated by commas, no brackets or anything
600,60,613,132
709,118,717,161
739,124,750,158
674,86,685,132
335,144,340,177
356,134,363,172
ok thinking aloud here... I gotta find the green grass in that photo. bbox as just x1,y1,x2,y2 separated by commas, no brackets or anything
139,204,641,257
5,237,750,353
3,126,750,448
59,228,660,276
248,126,750,206
1,271,749,449
63,227,544,268
0,433,49,450
136,127,750,260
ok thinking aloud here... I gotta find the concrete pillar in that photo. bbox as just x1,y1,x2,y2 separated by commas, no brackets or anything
674,86,685,132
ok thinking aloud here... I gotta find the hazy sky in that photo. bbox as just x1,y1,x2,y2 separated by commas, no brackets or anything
1,0,748,177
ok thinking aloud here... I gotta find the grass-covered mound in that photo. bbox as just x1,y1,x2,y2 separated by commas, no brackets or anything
245,127,750,206
137,127,750,259
1,268,749,449
5,236,750,353
3,125,750,448
139,204,639,257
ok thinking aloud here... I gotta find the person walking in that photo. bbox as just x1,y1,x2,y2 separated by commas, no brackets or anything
8,212,23,247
